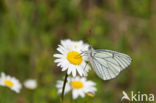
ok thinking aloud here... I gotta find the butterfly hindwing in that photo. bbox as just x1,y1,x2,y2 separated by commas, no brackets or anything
90,49,132,80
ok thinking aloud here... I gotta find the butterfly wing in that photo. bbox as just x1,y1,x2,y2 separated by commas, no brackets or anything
90,49,132,80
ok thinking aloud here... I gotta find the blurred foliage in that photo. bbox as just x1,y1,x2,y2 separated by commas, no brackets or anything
0,0,155,103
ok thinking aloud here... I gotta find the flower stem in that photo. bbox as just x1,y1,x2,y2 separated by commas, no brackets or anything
61,72,68,103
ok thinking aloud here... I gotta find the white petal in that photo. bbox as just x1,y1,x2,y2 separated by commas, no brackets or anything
76,67,83,76
62,67,68,71
67,68,72,75
79,91,85,98
72,90,79,99
72,69,76,77
53,54,63,58
54,59,62,63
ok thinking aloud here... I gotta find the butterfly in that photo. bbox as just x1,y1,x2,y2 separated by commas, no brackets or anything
83,46,132,80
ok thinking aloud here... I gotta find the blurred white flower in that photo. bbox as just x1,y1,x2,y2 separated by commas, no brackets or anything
56,79,71,95
56,76,97,99
0,72,22,93
53,39,90,77
24,79,37,90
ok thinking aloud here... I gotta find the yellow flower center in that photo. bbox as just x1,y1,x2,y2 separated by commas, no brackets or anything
74,45,77,48
4,80,13,87
71,81,84,89
67,51,82,65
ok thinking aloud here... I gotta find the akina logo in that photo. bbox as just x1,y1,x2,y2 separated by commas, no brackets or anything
121,91,155,102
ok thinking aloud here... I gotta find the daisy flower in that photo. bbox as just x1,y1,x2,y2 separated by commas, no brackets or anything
24,79,37,90
0,72,22,93
56,76,97,99
53,39,90,77
56,78,71,95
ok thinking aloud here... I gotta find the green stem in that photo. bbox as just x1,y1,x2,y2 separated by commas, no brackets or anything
30,91,34,103
61,72,68,103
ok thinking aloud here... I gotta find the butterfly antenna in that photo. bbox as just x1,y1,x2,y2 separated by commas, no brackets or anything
80,50,86,56
88,32,91,45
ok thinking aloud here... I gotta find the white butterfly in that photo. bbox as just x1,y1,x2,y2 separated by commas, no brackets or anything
83,46,132,80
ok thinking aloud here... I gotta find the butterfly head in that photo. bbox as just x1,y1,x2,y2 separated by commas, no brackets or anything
87,45,95,57
88,45,93,50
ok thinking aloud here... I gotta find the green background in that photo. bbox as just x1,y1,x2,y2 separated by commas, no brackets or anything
0,0,155,103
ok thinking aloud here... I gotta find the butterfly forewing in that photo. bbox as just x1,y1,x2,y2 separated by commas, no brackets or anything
90,49,132,80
